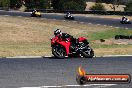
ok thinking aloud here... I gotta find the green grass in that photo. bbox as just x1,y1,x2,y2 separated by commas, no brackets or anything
87,28,132,41
77,28,132,49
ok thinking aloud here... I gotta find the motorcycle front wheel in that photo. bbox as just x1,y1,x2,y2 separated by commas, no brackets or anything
81,48,94,58
37,14,41,17
52,45,66,59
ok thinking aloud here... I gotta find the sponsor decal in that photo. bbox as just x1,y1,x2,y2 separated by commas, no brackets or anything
76,66,131,85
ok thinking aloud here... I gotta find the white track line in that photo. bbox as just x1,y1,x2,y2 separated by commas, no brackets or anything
115,27,120,29
102,55,132,57
52,19,56,20
73,21,77,22
18,16,22,17
80,22,84,24
5,55,132,59
88,23,92,24
7,56,42,59
97,24,101,25
20,87,41,88
20,84,117,88
4,15,10,16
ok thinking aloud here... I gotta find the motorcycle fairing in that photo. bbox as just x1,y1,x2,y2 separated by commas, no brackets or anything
51,36,71,55
78,37,87,42
35,12,41,15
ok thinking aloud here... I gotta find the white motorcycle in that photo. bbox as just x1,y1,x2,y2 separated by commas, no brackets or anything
64,14,75,20
120,18,131,24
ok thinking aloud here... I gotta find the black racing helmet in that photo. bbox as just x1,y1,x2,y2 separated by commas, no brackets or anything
54,29,61,36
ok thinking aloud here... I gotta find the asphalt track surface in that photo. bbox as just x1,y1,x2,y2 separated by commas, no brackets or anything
0,10,132,29
0,56,132,88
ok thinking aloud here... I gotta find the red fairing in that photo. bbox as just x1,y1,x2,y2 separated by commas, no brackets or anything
51,36,71,55
58,41,71,55
51,36,58,45
78,37,87,42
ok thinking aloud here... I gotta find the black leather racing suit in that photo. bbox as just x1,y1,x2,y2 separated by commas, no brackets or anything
61,33,78,51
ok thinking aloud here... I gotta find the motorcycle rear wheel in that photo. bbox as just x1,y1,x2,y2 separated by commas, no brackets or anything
52,45,66,59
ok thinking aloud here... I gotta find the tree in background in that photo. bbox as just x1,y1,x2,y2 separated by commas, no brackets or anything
24,0,49,9
95,0,103,3
0,1,2,7
108,0,121,11
52,0,86,11
125,1,132,11
1,0,10,10
10,0,50,9
10,0,22,9
90,3,105,11
95,0,121,11
1,0,86,10
51,0,60,10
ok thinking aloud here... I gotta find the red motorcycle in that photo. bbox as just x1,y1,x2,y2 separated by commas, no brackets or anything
51,35,94,59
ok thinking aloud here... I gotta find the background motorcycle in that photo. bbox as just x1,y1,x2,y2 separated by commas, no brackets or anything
51,35,94,59
64,14,75,20
120,19,131,24
31,11,41,17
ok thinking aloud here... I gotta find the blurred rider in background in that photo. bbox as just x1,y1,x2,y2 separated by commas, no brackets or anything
122,16,128,22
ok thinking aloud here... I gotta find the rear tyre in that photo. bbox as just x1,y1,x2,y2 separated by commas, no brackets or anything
52,45,66,59
128,21,131,24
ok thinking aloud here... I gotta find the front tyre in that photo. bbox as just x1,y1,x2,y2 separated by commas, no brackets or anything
72,17,75,19
37,14,41,17
52,45,66,59
81,48,94,58
128,21,131,24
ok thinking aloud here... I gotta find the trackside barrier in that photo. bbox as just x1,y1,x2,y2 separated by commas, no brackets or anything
115,35,132,39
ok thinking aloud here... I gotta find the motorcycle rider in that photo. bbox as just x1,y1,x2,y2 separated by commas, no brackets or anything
32,9,37,14
54,29,74,40
54,29,62,36
54,29,78,50
122,16,129,22
122,16,126,21
66,12,71,17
